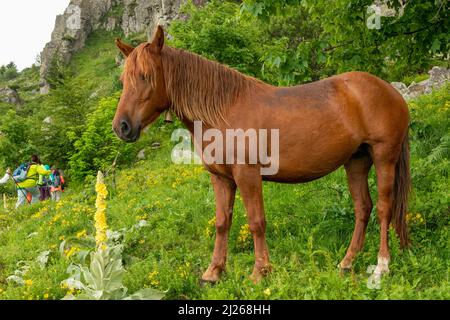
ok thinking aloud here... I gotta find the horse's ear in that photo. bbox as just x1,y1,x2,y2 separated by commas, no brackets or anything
115,38,134,57
150,25,164,54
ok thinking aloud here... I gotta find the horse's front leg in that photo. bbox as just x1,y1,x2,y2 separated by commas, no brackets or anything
201,174,236,283
234,166,271,283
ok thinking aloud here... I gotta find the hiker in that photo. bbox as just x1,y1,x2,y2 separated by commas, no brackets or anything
50,167,65,202
38,165,52,201
13,155,51,208
0,168,11,184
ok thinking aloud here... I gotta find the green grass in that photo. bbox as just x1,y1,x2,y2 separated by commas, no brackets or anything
0,86,449,300
65,30,124,97
402,74,430,87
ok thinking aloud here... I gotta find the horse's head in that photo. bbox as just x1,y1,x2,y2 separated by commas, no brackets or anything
113,26,170,142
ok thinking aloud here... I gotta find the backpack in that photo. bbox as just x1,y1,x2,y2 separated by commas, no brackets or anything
52,171,61,187
12,163,32,183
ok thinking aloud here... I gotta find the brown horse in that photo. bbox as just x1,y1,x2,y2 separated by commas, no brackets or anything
113,26,410,283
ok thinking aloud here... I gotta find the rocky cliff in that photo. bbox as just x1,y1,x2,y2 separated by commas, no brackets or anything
39,0,184,94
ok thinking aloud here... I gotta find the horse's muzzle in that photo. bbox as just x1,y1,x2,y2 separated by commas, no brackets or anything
113,118,141,142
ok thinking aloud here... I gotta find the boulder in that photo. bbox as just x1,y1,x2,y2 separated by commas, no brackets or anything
407,79,429,99
137,149,146,160
391,82,407,95
428,66,450,91
391,66,449,100
0,87,22,105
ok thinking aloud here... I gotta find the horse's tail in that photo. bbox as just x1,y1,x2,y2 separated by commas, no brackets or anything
392,134,411,248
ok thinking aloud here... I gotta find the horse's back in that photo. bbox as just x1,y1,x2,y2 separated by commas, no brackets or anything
255,71,409,182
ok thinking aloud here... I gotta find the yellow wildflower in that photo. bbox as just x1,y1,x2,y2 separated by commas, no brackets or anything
24,279,33,287
205,216,216,238
148,271,160,286
43,293,49,299
76,230,87,239
64,246,80,259
95,171,108,247
263,288,271,296
56,201,65,210
238,224,251,247
177,262,191,279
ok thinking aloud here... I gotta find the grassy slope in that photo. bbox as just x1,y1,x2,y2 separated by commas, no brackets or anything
0,29,449,299
0,86,448,300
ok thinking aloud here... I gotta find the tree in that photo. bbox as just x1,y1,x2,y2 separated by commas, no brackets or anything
241,0,450,82
0,62,19,80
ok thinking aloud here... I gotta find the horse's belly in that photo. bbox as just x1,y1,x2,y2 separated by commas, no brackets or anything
262,165,342,183
263,136,360,183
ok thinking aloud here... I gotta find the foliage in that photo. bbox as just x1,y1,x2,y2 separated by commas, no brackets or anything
61,244,164,300
240,0,450,83
0,62,19,81
0,109,36,167
168,0,264,77
68,94,134,181
60,172,164,300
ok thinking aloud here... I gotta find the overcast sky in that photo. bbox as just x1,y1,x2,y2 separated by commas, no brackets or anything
0,0,70,70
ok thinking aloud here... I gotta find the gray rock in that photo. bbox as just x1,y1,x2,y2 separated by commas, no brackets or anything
151,142,161,149
90,91,99,99
105,17,117,31
115,53,124,66
0,87,23,105
43,116,53,124
137,149,146,160
391,66,449,100
391,82,407,94
428,66,450,90
407,79,429,99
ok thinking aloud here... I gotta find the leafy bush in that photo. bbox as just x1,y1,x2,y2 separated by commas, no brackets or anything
68,93,134,181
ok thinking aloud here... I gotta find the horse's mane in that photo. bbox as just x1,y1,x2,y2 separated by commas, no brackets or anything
124,44,262,126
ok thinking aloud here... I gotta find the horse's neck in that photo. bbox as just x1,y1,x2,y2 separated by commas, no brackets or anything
162,46,268,127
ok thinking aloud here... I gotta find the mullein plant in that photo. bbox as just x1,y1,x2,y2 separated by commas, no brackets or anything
61,171,164,300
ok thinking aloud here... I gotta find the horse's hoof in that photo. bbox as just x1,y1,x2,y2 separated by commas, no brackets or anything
249,273,262,284
339,266,352,275
199,278,217,287
338,261,352,275
250,266,271,284
200,269,222,286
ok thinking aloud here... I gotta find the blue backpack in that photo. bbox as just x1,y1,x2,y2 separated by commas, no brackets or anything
12,163,31,182
51,172,61,187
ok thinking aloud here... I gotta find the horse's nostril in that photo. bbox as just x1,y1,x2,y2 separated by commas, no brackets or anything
120,120,130,135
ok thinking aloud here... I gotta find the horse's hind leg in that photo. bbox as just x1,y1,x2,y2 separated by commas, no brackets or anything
202,174,236,283
339,149,373,271
369,142,402,276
